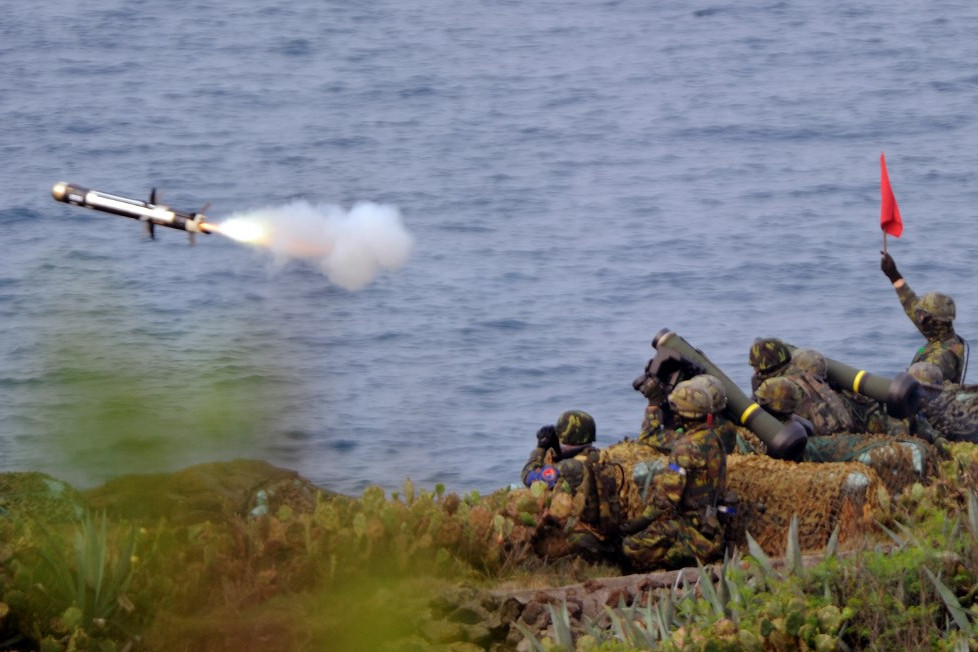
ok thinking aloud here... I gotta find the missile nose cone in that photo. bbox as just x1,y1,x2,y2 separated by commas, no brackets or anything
51,182,68,202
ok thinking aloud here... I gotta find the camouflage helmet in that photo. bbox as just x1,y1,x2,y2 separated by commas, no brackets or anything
790,348,828,378
916,292,956,322
749,338,791,374
668,374,727,419
755,377,804,414
907,361,943,386
556,410,596,445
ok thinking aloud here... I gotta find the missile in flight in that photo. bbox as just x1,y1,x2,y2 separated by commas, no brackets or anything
51,182,217,244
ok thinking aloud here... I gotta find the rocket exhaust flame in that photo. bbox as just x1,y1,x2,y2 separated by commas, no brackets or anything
52,182,414,290
208,218,268,244
211,199,413,290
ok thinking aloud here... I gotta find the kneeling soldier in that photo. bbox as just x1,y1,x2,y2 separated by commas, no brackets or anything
620,375,728,571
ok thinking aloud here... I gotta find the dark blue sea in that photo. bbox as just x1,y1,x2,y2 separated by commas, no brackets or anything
3,0,978,496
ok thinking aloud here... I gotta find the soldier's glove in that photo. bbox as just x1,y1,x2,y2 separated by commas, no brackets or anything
880,251,902,283
536,425,559,452
619,515,652,536
634,373,667,404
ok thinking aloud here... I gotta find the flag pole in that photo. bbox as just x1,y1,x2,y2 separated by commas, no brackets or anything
882,231,887,254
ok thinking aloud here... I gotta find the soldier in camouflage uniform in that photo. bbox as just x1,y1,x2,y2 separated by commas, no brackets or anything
907,361,978,443
522,411,623,561
790,347,914,437
620,375,728,571
634,372,674,442
635,355,742,454
748,337,793,393
881,252,966,383
750,339,856,436
521,410,600,491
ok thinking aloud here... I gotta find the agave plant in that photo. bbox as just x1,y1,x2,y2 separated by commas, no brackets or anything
36,512,136,630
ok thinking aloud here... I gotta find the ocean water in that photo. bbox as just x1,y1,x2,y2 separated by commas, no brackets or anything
3,0,978,495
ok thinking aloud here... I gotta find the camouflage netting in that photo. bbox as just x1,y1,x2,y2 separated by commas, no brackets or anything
803,434,939,497
598,439,670,519
725,454,884,556
532,439,891,559
733,427,768,455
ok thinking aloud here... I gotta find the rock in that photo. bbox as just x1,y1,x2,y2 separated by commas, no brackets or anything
460,623,492,647
494,597,523,627
518,601,549,631
449,604,491,625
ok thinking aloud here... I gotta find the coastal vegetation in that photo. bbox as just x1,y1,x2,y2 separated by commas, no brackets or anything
1,444,978,650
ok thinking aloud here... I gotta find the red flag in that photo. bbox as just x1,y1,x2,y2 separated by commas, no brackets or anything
880,152,903,237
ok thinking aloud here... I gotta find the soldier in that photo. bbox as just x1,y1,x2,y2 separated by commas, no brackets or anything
634,370,674,442
790,347,904,436
748,337,793,393
522,410,625,562
750,340,856,436
881,251,966,383
620,375,728,571
907,361,978,443
635,350,744,454
521,410,599,491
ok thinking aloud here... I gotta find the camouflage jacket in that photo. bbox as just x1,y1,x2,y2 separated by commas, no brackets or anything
521,444,599,492
791,372,856,435
639,403,669,442
896,282,966,383
920,383,978,443
638,423,726,523
754,371,855,436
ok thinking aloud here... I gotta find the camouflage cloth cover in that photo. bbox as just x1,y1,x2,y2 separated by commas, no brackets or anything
788,348,828,379
908,361,944,386
919,384,978,443
802,433,938,496
754,376,804,413
667,374,727,419
896,282,966,383
725,454,884,556
598,440,670,518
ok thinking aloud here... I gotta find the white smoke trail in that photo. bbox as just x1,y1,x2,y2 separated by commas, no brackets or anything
215,199,414,290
